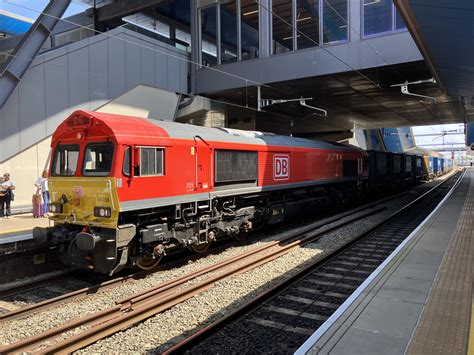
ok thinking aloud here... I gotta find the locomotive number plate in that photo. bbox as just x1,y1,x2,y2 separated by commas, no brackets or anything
96,195,110,203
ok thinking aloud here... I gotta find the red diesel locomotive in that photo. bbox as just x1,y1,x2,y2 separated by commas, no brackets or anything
34,110,368,274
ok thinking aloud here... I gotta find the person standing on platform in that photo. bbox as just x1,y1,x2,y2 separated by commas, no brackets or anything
0,173,16,218
35,170,50,218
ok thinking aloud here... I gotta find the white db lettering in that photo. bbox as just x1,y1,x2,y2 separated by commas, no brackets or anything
274,155,290,180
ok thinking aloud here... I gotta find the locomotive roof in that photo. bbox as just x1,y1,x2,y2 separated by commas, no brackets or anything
59,110,363,152
144,118,362,151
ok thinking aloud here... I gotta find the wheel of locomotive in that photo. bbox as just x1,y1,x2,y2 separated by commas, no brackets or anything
190,242,210,254
136,254,162,270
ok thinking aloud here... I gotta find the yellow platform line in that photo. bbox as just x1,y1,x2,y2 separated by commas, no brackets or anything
0,227,32,235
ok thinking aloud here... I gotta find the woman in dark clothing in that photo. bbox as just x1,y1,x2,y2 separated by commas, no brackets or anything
0,173,15,218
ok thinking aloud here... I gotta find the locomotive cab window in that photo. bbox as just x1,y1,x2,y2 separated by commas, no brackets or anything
139,147,164,176
52,144,80,176
83,142,114,176
123,147,136,176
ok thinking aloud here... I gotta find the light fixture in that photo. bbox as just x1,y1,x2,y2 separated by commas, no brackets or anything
363,0,381,6
282,34,300,40
297,16,312,22
243,10,258,16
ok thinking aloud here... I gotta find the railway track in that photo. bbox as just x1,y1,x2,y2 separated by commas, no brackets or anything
0,201,387,353
0,240,249,323
0,176,454,353
0,187,411,323
163,171,463,354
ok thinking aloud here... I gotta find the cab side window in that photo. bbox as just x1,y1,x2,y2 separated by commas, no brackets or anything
123,147,165,177
140,147,164,176
123,147,131,176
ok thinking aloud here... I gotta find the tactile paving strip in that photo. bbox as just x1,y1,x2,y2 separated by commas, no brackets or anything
408,172,474,354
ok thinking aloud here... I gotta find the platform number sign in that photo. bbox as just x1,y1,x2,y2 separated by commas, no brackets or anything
273,154,290,180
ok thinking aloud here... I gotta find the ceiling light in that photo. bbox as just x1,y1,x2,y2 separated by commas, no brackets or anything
282,35,300,40
297,16,312,22
243,10,258,16
363,0,381,6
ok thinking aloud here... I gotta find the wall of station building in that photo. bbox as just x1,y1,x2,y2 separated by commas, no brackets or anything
0,26,189,212
0,26,188,162
0,84,182,212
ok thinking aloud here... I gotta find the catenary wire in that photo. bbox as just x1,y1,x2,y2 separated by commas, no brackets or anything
322,0,440,121
258,0,427,126
260,0,444,126
256,0,381,89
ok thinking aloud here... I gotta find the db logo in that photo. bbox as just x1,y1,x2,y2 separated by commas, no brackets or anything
273,154,290,180
73,186,84,196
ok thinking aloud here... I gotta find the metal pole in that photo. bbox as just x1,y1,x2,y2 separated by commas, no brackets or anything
257,85,261,111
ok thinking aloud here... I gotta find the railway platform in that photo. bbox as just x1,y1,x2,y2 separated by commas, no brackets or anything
297,167,474,355
0,213,49,244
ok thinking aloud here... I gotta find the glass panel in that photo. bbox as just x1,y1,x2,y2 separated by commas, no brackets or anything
175,29,191,52
221,2,238,64
52,144,80,176
241,0,259,60
123,13,170,38
176,29,191,45
296,0,319,50
363,0,392,36
83,143,114,176
322,0,348,43
123,147,131,176
155,149,164,175
140,148,156,176
395,7,406,30
200,5,218,66
272,0,293,54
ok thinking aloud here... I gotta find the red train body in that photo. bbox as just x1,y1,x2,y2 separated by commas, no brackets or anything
36,111,368,273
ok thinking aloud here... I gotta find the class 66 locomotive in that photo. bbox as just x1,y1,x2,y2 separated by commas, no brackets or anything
33,110,369,275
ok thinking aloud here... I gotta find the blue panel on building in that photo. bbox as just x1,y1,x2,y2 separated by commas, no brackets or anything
0,14,32,36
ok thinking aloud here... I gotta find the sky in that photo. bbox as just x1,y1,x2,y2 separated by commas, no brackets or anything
0,0,89,19
412,123,466,157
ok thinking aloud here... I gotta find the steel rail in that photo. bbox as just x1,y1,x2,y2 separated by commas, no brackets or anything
0,204,386,354
0,191,399,324
162,171,463,354
0,269,75,299
0,242,237,323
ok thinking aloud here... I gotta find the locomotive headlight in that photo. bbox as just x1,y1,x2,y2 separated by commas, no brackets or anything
94,207,111,218
49,203,63,214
